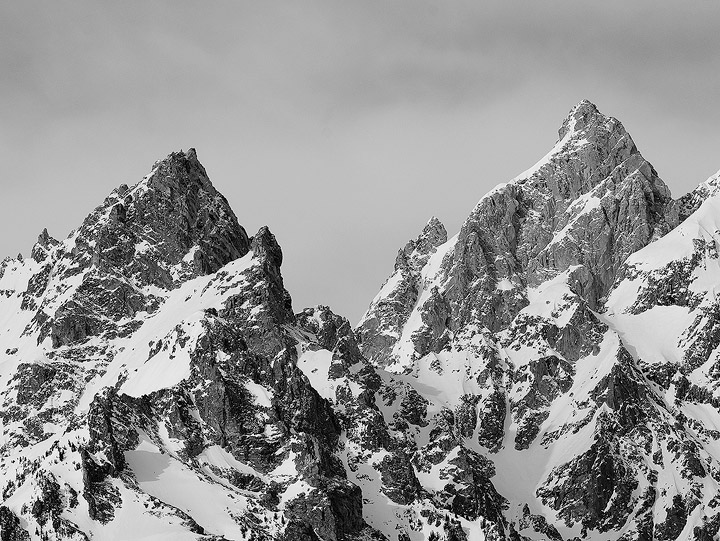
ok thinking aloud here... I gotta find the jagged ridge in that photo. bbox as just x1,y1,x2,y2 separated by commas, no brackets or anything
354,100,720,539
1,101,720,541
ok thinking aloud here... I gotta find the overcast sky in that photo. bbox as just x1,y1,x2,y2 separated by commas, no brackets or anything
2,1,719,323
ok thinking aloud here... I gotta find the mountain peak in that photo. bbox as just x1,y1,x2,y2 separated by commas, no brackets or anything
508,100,632,188
31,227,59,262
425,215,443,231
571,97,599,114
394,217,448,273
145,148,211,192
419,216,447,249
5,110,720,541
360,99,677,370
558,98,605,139
65,147,251,288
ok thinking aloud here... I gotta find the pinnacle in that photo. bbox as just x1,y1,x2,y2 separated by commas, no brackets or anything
37,227,57,248
149,148,201,171
571,98,599,115
32,227,59,262
558,99,611,140
417,216,448,253
425,216,444,230
145,147,213,193
158,148,198,166
72,147,252,284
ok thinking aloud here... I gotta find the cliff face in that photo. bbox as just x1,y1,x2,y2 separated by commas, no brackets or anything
354,101,720,540
1,101,720,541
357,100,676,371
0,150,384,541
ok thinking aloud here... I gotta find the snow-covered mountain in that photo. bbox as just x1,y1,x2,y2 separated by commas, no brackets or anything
356,101,720,540
1,101,719,541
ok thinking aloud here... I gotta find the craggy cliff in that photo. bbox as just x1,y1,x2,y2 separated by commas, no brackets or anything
1,102,720,540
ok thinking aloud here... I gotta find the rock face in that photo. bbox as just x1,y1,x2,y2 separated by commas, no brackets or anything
0,150,387,540
359,100,676,370
353,101,720,539
2,102,720,541
356,217,448,368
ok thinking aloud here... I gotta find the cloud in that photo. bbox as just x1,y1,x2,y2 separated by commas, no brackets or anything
4,1,719,120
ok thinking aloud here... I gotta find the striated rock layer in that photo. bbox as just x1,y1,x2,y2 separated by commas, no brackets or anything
0,101,719,541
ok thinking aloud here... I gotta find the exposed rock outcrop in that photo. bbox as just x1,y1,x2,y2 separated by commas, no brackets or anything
3,100,720,541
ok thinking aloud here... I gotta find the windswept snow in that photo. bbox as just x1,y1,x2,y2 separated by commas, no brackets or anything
297,347,334,400
126,437,250,539
92,253,256,402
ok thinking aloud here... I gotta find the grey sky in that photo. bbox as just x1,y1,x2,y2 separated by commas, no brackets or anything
2,1,719,323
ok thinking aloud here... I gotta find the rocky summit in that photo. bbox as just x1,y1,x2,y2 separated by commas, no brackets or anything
0,103,720,541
